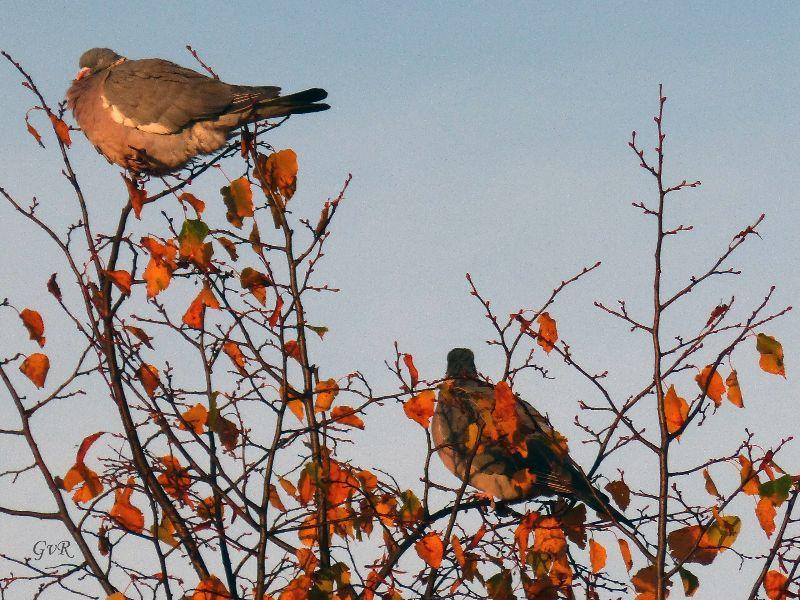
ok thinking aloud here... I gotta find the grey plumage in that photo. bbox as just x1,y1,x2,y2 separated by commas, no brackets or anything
67,48,329,175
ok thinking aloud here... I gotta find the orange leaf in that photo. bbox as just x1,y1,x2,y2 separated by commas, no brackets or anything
19,308,45,347
315,378,339,412
284,340,302,362
403,390,435,428
179,192,205,215
330,406,365,429
664,384,688,436
695,365,726,407
269,295,284,328
725,370,744,408
49,113,71,147
20,353,49,388
757,334,786,377
218,237,238,261
183,285,220,329
403,354,419,388
141,237,177,298
764,570,789,600
452,535,466,567
618,538,633,572
415,531,444,568
268,484,286,512
240,268,270,305
589,539,607,573
25,114,43,147
63,462,103,503
223,341,247,375
261,149,298,199
104,270,132,296
468,523,487,549
193,575,229,600
158,455,193,505
137,364,160,398
537,312,558,353
703,468,720,498
297,467,315,505
739,455,761,495
122,174,146,219
514,512,538,562
110,477,144,533
295,548,318,574
221,177,254,228
124,326,152,349
179,403,208,435
532,516,566,554
757,497,777,538
279,575,312,600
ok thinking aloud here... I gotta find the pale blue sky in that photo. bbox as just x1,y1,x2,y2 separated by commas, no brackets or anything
0,3,798,598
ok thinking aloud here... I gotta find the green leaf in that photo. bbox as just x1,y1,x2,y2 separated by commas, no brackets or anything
759,475,792,507
679,567,700,597
306,325,329,339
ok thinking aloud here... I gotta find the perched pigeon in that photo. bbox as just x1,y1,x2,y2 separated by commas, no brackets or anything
66,48,329,175
432,348,630,525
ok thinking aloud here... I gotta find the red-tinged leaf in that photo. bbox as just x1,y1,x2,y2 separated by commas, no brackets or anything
178,219,213,269
330,406,364,429
47,273,62,301
757,497,777,538
110,477,144,533
269,295,284,328
192,575,229,600
695,365,726,407
19,308,45,347
764,570,789,600
315,201,330,236
104,270,132,296
415,531,444,568
240,267,270,305
62,462,103,503
20,353,49,388
452,535,466,567
179,403,208,435
122,174,146,219
158,455,193,505
403,353,419,388
183,286,220,329
315,378,339,412
221,177,254,228
618,538,633,572
605,480,631,511
589,539,607,573
725,370,744,408
537,312,558,353
76,431,104,464
468,524,487,549
137,364,160,398
403,389,435,428
222,341,247,375
757,334,786,377
706,303,729,327
124,325,153,349
664,384,688,436
218,237,238,261
284,340,302,362
179,192,205,215
49,113,71,147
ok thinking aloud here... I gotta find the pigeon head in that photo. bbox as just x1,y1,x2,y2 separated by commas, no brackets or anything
75,48,125,79
446,348,478,378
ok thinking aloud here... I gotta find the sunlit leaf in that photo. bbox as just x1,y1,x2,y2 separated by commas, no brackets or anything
260,149,298,199
63,463,103,503
515,512,538,562
403,390,435,428
110,477,144,533
589,539,607,573
315,378,339,413
49,113,71,147
122,174,146,219
104,270,132,296
739,455,761,495
757,334,786,377
764,570,789,600
759,475,792,507
664,384,688,437
137,364,160,398
192,575,229,600
179,219,213,269
756,497,777,538
179,192,205,216
415,531,444,568
183,285,220,329
703,468,720,499
20,353,49,388
19,308,45,347
532,516,566,554
178,403,208,435
151,515,179,547
618,538,633,572
222,341,247,375
141,237,177,298
221,177,253,229
158,455,193,506
695,365,726,407
330,406,364,429
403,354,419,388
284,340,302,362
269,295,284,328
725,370,744,408
537,312,558,353
218,237,238,261
306,325,328,339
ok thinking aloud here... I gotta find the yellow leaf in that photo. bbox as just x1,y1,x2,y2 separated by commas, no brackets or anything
757,334,786,377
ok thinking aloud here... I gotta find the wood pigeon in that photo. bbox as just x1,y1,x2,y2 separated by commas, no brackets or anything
432,348,630,525
66,48,329,175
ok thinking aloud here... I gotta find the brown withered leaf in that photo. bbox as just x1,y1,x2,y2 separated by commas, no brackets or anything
605,480,631,511
47,273,61,301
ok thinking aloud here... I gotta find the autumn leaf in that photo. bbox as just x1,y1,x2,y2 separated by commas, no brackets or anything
124,325,153,349
104,270,132,296
179,219,213,269
415,531,444,568
197,496,223,522
485,570,514,600
739,455,761,495
493,380,526,455
141,237,177,298
403,354,419,388
759,475,793,506
589,539,607,573
515,512,538,562
19,308,45,347
183,285,220,329
664,384,688,436
403,390,435,428
49,113,71,147
618,538,633,572
764,570,789,600
269,295,284,328
631,565,669,597
25,113,43,147
221,177,254,228
63,463,103,503
158,455,193,506
179,192,205,216
178,403,208,435
398,489,424,524
756,497,777,538
452,535,467,567
240,267,270,305
110,477,144,533
532,515,566,554
679,567,700,597
537,312,558,353
121,174,146,219
212,414,240,452
315,378,339,412
260,149,298,199
268,484,286,512
284,340,302,362
668,515,741,565
726,370,744,408
695,365,726,407
47,273,62,300
20,353,49,388
222,341,247,375
151,515,179,548
306,324,328,339
757,334,786,377
330,406,364,429
296,547,318,574
605,480,630,511
137,364,160,398
703,468,720,499
218,237,238,261
193,575,229,600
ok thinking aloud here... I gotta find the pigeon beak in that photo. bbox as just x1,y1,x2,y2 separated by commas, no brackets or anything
74,67,91,81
